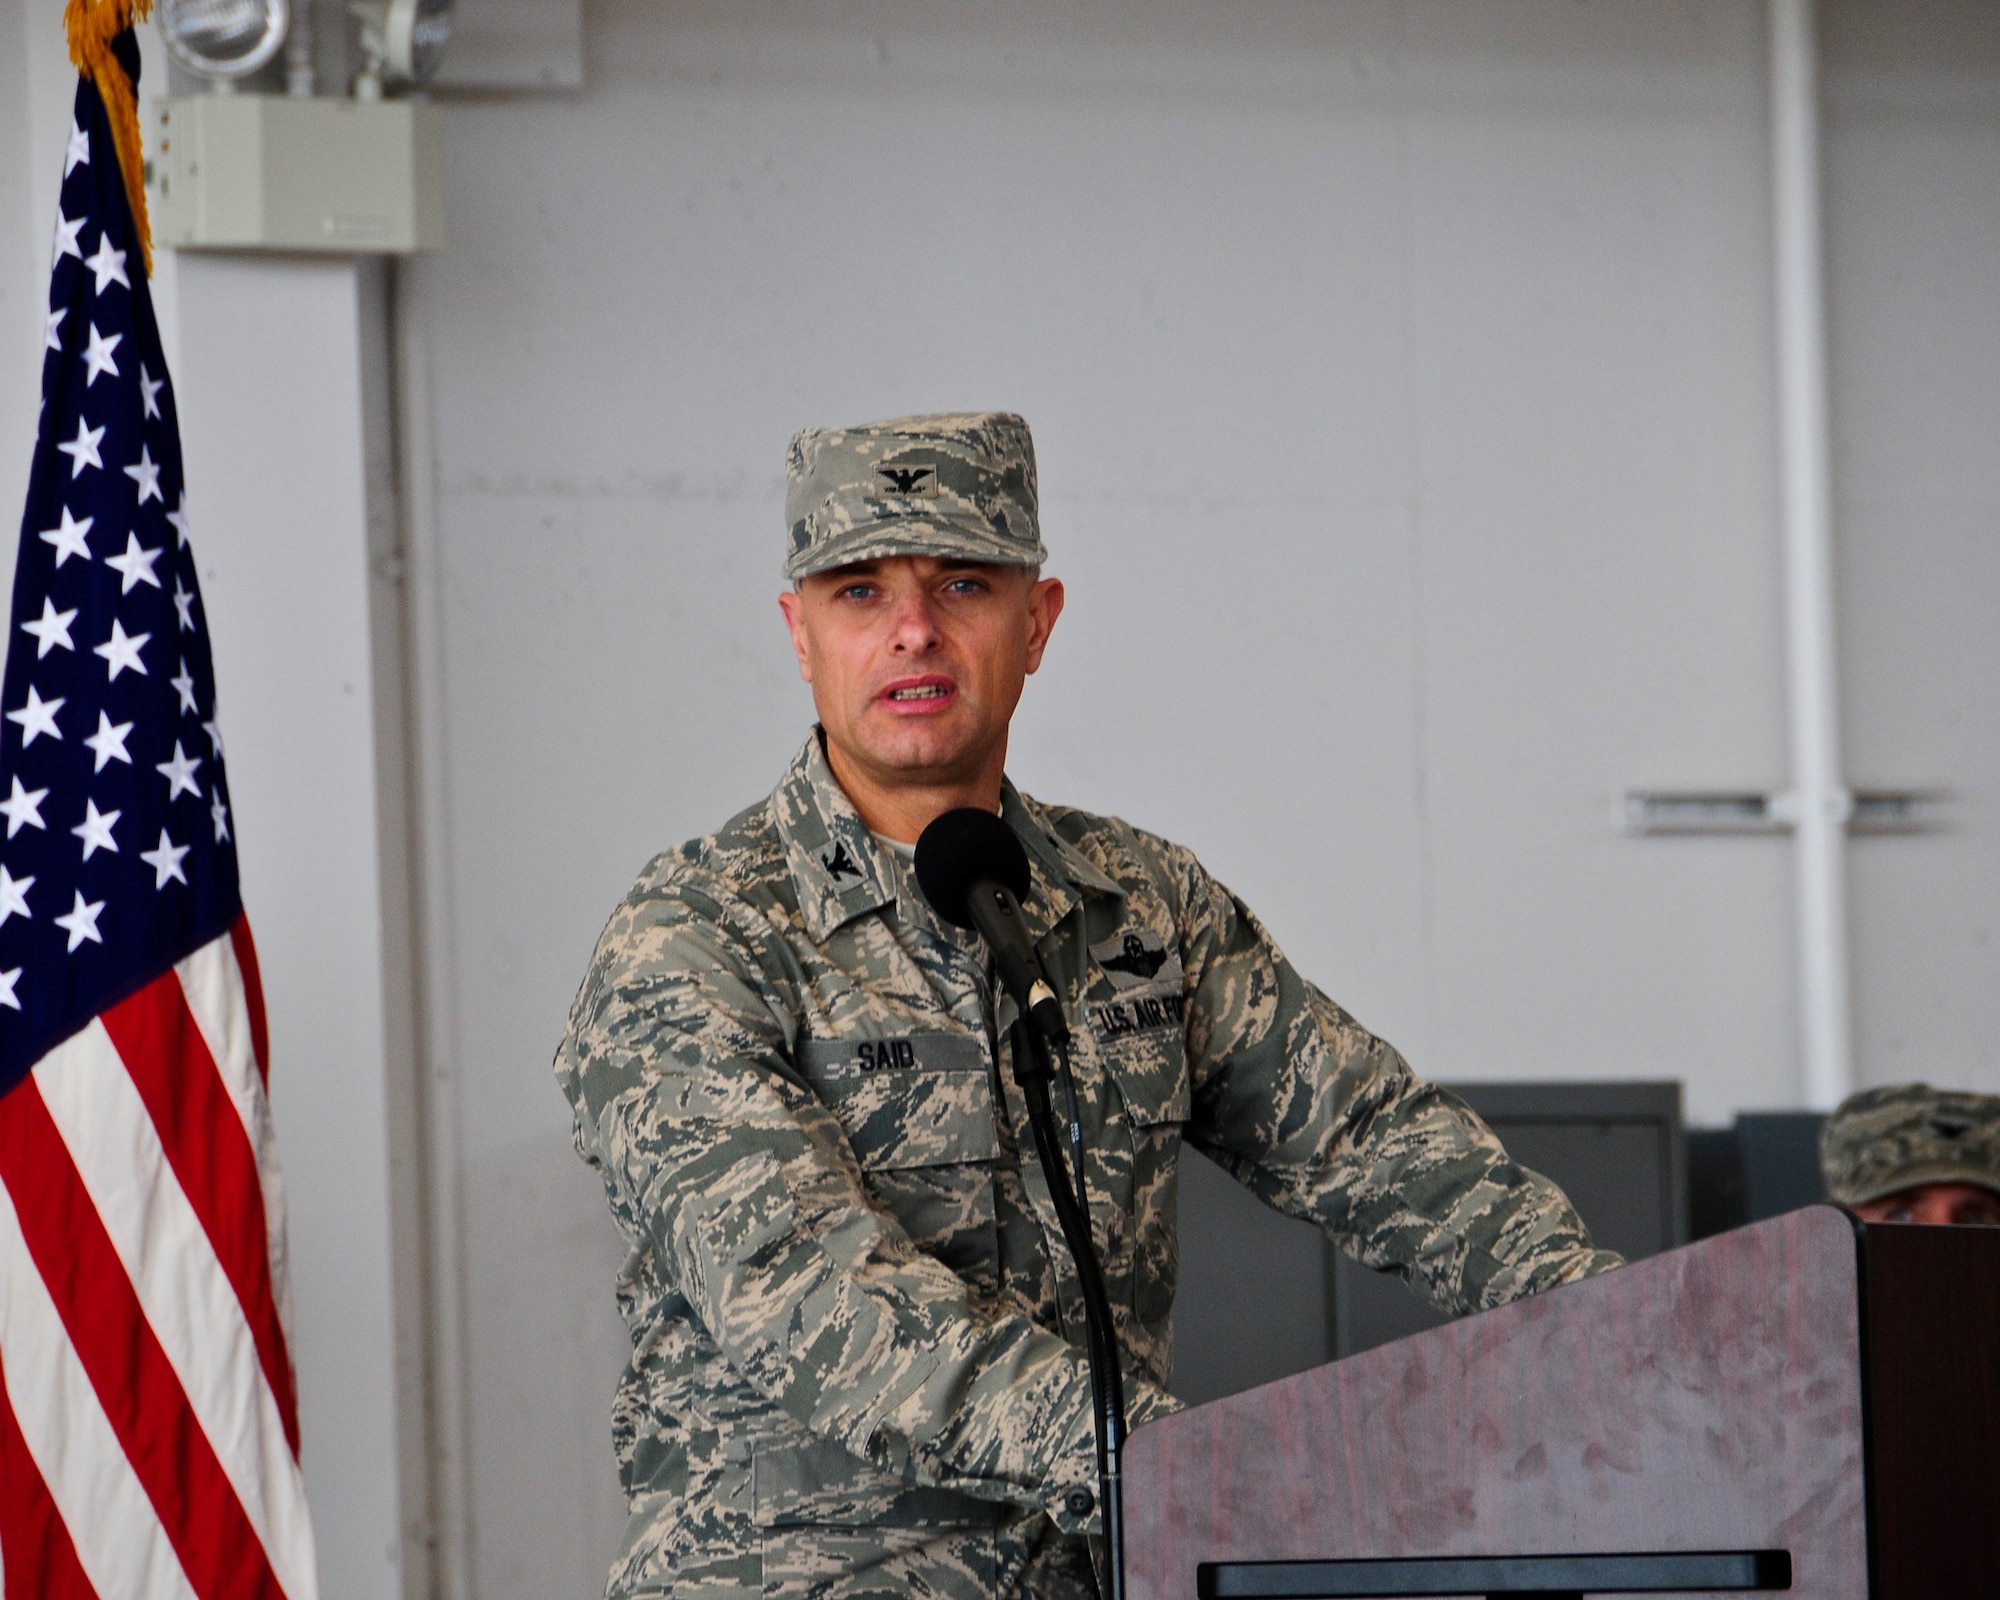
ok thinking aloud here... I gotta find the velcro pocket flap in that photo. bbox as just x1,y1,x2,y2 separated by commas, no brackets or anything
1089,990,1193,1128
798,1032,1001,1170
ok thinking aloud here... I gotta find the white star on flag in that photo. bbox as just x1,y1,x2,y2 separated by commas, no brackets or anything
39,506,93,565
44,306,66,353
0,777,48,837
139,829,191,889
166,498,190,547
93,617,149,679
170,660,198,713
71,798,120,859
0,968,19,1010
52,889,105,950
202,717,225,756
123,444,162,504
211,791,231,841
82,322,121,385
53,210,85,260
0,866,33,926
83,710,134,772
173,579,196,631
7,684,64,745
83,230,128,293
157,741,203,800
139,362,164,419
64,116,89,175
20,597,78,658
57,417,105,477
105,531,163,592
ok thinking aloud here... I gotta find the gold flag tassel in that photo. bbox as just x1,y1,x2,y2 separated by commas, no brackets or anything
65,0,155,275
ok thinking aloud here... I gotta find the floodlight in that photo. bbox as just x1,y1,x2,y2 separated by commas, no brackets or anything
351,0,453,98
160,0,291,83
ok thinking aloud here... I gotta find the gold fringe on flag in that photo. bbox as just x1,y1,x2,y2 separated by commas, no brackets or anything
65,0,154,275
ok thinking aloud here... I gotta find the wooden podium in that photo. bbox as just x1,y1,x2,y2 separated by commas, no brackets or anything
1125,1207,1999,1599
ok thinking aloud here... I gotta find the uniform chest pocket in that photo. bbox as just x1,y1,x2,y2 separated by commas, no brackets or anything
797,1032,1002,1170
1086,984,1193,1128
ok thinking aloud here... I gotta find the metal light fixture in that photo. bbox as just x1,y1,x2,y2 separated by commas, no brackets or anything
159,0,290,84
351,0,453,98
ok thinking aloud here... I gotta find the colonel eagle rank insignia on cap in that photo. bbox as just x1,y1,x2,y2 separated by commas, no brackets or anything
783,412,1046,580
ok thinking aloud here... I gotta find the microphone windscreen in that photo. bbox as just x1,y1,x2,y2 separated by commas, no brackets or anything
914,807,1032,928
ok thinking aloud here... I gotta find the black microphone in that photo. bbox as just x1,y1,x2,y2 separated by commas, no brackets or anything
914,808,1070,1049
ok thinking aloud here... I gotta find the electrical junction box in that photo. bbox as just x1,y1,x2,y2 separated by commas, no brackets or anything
148,95,442,254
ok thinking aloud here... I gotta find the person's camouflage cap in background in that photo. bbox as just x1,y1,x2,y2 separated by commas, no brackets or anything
1819,1082,2000,1205
783,412,1046,580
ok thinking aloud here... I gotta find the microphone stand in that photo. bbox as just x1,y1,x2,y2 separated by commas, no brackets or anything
1010,1014,1127,1600
908,810,1128,1600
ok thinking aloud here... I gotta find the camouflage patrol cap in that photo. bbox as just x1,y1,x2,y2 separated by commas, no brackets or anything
783,412,1046,580
1819,1082,2000,1206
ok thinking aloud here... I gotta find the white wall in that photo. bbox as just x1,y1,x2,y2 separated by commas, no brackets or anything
1823,2,2000,1084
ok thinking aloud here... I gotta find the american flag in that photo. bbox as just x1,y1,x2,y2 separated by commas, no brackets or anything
0,38,317,1600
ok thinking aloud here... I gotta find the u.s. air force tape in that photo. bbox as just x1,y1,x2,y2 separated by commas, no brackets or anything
798,1032,986,1077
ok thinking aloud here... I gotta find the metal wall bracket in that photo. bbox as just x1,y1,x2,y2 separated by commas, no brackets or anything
1619,788,1944,836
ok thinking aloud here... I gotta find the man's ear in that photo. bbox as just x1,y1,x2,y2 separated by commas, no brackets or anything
778,589,814,683
1023,576,1065,675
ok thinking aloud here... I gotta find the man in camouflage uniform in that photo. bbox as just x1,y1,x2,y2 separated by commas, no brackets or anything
1820,1083,2000,1226
556,413,1621,1600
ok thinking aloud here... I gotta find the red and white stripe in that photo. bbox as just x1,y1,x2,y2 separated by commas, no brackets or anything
0,917,317,1600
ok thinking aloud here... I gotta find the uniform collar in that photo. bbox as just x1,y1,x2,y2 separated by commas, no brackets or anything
773,732,897,944
774,729,1125,947
1001,782,1125,945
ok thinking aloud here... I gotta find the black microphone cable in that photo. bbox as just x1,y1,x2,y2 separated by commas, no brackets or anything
1012,1018,1126,1600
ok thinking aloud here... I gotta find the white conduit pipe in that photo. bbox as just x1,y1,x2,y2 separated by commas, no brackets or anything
285,0,316,96
1768,0,1853,1111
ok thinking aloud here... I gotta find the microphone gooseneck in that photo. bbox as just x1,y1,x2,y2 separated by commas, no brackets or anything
914,808,1129,1600
914,809,1070,1047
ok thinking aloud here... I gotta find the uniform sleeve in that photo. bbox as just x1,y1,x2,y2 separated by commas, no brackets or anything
555,872,1163,1531
1168,850,1623,1314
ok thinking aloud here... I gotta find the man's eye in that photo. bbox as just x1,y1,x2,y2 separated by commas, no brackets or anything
838,585,876,601
944,579,986,596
